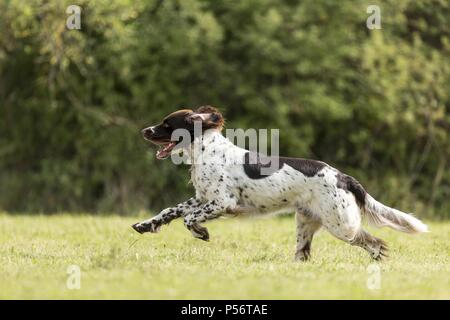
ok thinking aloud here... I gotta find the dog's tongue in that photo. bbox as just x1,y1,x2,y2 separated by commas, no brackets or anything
156,142,176,159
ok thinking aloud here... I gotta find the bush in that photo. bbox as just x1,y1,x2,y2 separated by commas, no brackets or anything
0,0,449,217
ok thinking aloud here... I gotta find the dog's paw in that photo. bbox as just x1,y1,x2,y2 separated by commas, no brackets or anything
190,224,210,242
295,250,311,262
373,241,389,261
294,242,311,262
131,220,161,234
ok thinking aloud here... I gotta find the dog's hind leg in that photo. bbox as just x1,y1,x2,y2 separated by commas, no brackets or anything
350,229,388,260
320,196,388,260
295,208,321,261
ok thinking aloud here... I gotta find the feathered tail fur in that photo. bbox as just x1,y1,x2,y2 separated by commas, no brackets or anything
363,195,428,233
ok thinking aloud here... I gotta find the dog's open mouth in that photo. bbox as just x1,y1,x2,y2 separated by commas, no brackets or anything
156,141,177,160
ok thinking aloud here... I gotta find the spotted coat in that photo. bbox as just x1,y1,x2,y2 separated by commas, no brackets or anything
133,127,427,261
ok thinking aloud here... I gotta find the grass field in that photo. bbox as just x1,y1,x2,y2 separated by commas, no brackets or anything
0,212,448,299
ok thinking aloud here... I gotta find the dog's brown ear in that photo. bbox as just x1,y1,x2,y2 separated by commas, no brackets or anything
196,105,220,114
186,106,225,130
186,112,209,123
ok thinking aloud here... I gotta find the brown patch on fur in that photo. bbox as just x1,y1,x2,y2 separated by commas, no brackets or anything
336,172,366,207
243,152,327,179
194,105,225,131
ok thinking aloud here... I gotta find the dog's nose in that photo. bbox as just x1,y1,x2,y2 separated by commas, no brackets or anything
141,127,154,138
142,127,154,134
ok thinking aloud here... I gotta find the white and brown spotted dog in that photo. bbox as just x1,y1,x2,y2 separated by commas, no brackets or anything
132,106,427,261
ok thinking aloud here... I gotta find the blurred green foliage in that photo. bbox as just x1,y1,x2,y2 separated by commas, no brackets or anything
0,0,449,217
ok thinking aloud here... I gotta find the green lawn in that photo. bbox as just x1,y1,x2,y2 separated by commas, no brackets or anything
0,213,448,299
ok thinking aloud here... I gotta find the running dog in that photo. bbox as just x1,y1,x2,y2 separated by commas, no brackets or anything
132,106,427,261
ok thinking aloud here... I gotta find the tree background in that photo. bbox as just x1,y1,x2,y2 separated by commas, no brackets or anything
0,0,449,218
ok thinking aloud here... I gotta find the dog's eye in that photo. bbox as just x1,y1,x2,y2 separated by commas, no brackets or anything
163,123,170,129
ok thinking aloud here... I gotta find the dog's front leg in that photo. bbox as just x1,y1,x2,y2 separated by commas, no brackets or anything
183,198,235,241
132,197,201,234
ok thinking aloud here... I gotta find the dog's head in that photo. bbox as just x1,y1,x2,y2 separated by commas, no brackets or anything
141,106,225,159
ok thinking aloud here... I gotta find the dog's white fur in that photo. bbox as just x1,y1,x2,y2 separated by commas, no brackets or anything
133,129,427,261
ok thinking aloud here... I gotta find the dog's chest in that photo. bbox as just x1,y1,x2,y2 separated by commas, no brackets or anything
190,153,229,199
189,139,242,200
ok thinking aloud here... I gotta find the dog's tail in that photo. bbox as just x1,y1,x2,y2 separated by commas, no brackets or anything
363,194,428,234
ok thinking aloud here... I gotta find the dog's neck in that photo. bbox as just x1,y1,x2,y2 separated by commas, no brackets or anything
185,130,230,164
